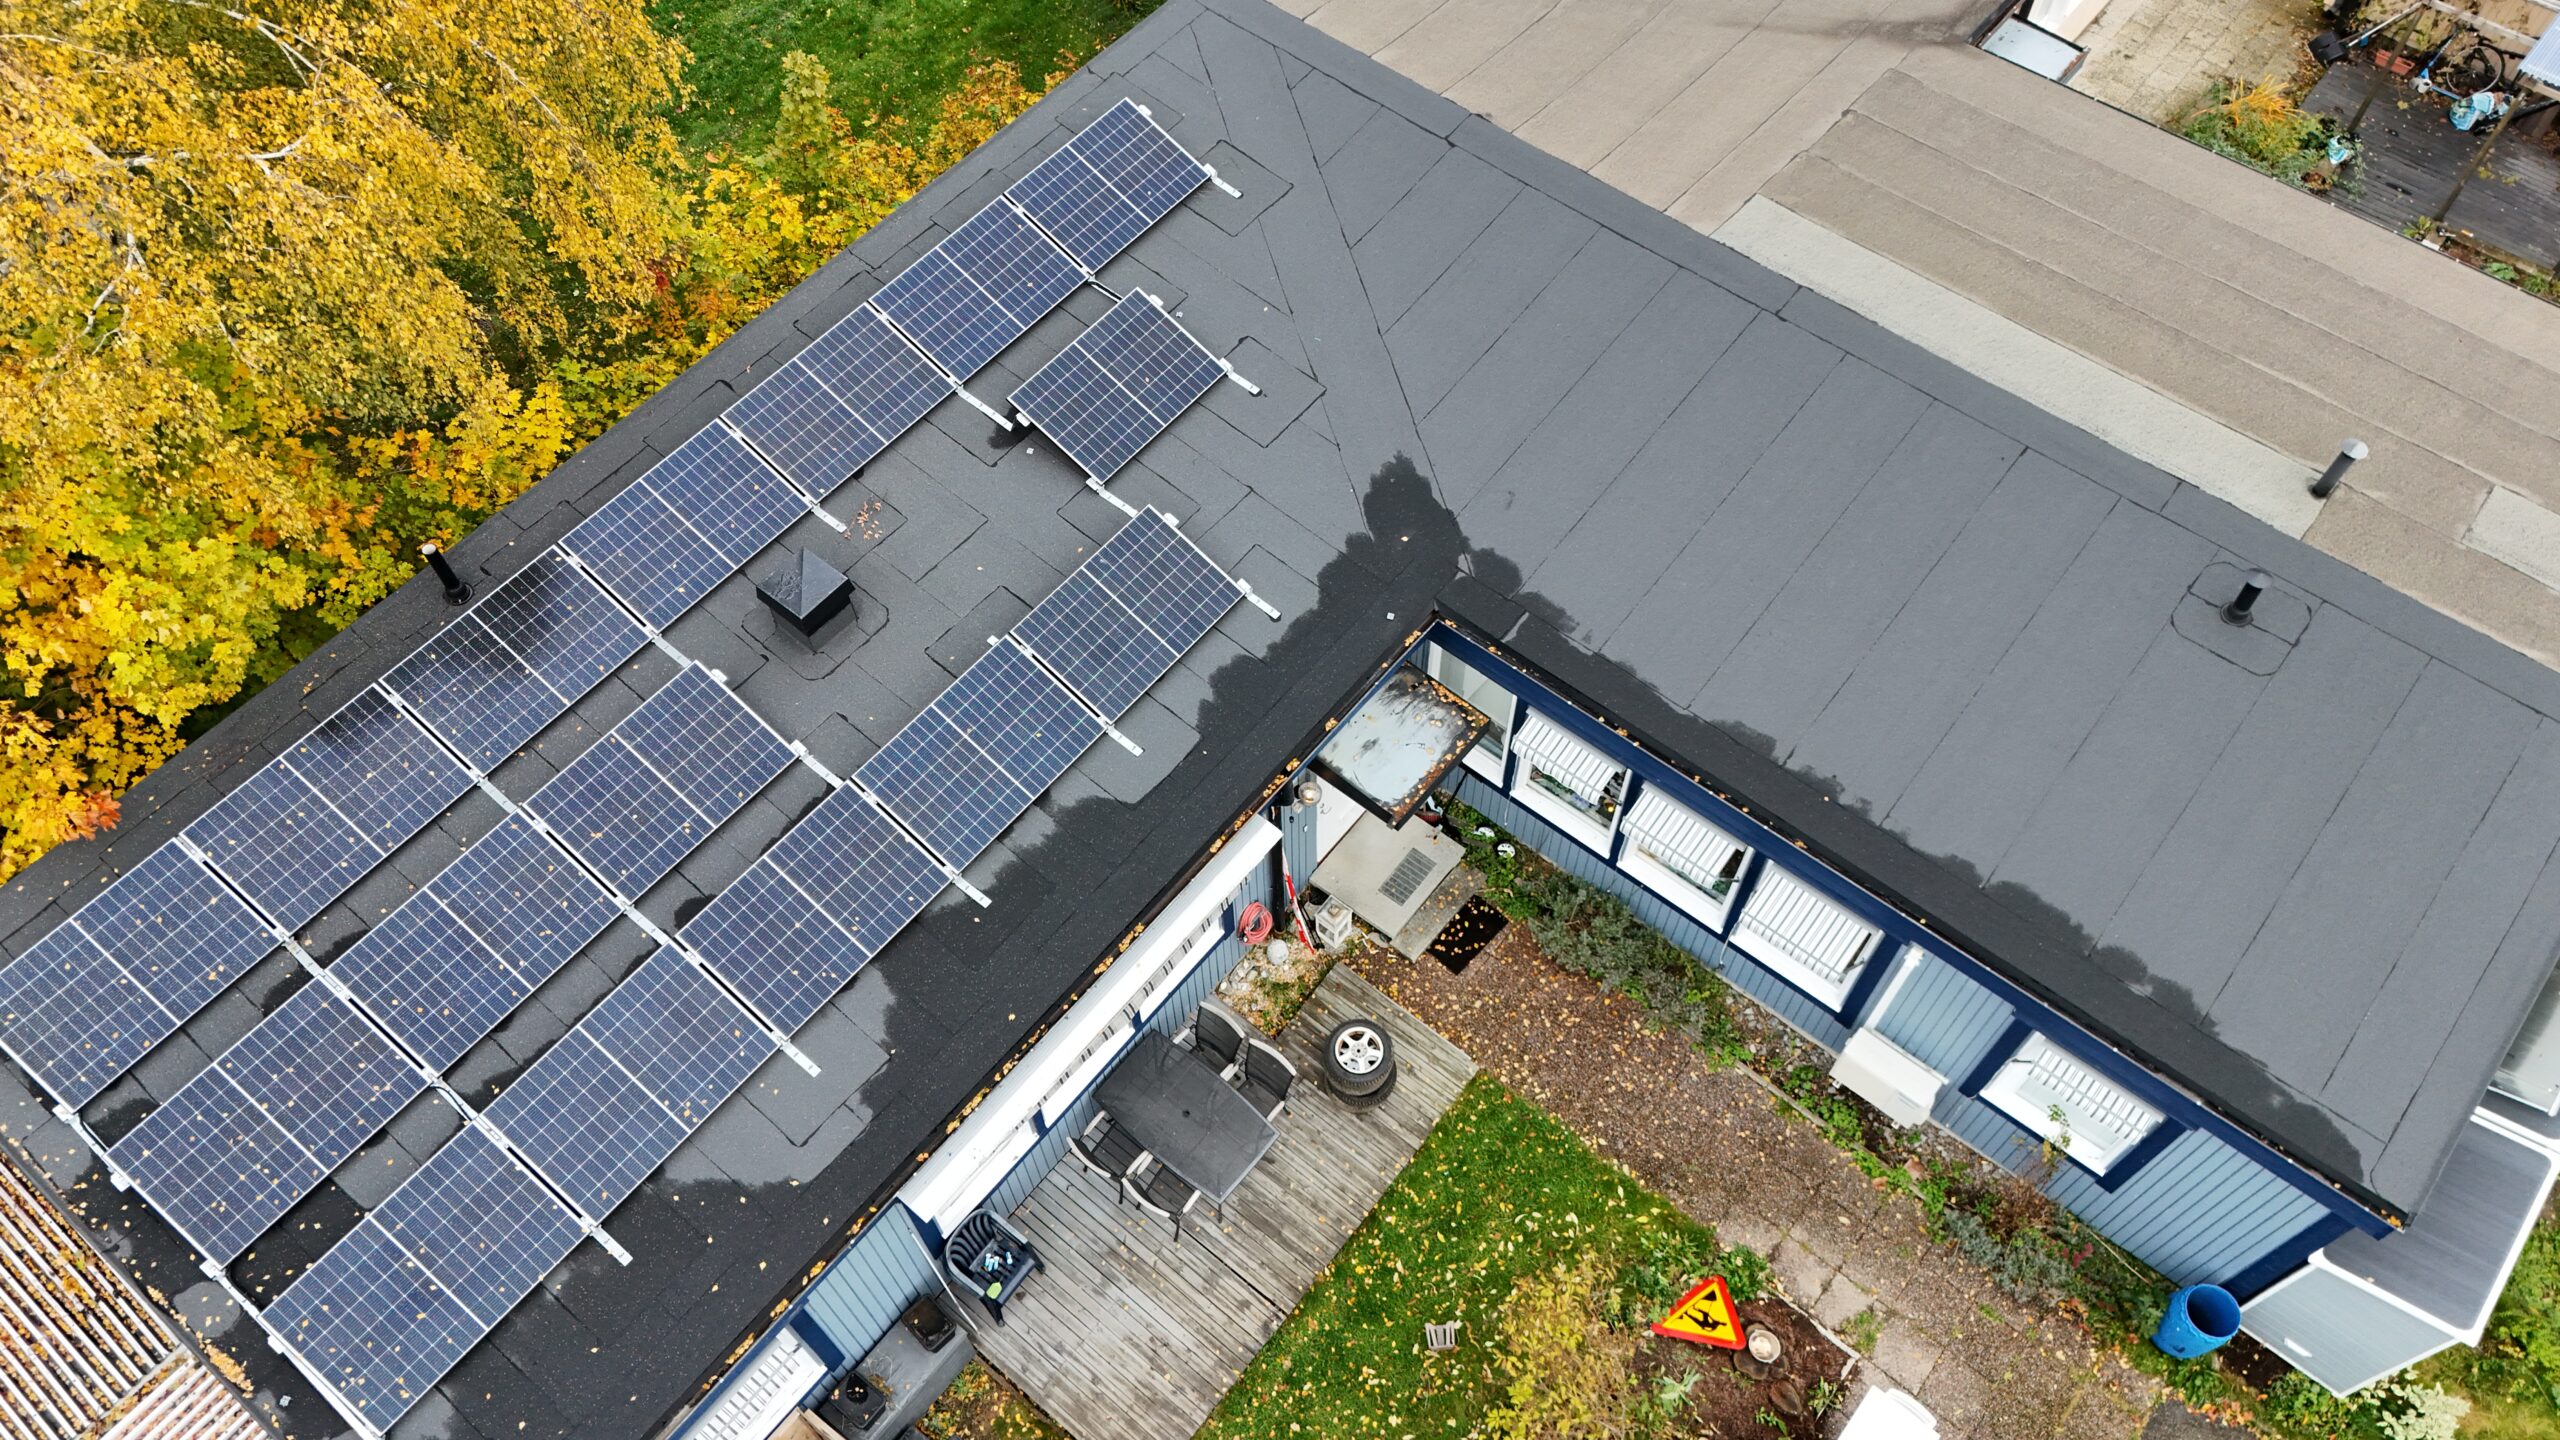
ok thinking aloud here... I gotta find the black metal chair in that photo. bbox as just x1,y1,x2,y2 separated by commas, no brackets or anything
1230,1036,1298,1123
1121,1155,1204,1244
1189,1002,1250,1079
1073,1110,1147,1199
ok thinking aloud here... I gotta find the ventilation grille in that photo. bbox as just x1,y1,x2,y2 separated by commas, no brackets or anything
1378,849,1437,905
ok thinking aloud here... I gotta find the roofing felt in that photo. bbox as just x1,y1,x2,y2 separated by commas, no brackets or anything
4,1,2560,1435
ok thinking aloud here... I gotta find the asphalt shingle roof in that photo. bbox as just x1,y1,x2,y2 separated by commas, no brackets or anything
7,2,2560,1434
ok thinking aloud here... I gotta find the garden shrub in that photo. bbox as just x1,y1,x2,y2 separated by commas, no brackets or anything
1485,1254,1634,1440
2178,80,2334,190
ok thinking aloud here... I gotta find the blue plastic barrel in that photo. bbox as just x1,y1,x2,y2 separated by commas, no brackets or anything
2152,1284,2241,1359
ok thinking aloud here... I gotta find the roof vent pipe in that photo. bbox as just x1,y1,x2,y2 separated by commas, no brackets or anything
2222,571,2268,627
421,543,473,606
2310,439,2368,499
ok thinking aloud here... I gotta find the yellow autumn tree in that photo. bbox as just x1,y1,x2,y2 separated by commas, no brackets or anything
0,0,690,874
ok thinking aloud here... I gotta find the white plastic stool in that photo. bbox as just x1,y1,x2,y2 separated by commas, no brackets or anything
1837,1386,1938,1440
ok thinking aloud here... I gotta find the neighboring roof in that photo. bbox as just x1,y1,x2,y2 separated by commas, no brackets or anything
2320,1117,2558,1336
0,1151,258,1440
4,0,2560,1434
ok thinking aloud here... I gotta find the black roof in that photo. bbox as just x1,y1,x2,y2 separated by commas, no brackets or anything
6,0,2560,1433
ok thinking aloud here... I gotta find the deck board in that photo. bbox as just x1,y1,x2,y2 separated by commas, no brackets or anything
965,967,1475,1440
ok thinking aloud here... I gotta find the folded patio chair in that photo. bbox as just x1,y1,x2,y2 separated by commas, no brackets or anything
1231,1036,1298,1123
1073,1111,1147,1194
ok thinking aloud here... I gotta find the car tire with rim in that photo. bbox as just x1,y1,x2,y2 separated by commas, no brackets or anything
1323,1020,1395,1097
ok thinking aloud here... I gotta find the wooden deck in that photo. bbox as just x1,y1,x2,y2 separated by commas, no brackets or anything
966,967,1475,1440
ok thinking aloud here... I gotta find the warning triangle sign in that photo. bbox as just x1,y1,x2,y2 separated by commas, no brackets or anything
1650,1275,1745,1350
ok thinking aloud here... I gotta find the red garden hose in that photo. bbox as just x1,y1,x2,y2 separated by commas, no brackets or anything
1238,901,1275,946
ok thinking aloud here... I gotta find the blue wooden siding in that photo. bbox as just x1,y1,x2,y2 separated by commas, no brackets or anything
799,1202,940,1359
1279,798,1321,894
1867,952,2014,1078
2044,1128,2331,1286
1449,756,2332,1291
1453,772,1850,1050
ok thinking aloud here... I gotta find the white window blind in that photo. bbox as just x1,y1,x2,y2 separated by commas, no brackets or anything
1731,867,1880,1002
1982,1034,2161,1174
1514,713,1620,808
1621,789,1748,895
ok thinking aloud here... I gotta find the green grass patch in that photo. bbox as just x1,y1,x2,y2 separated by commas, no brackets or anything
1197,1073,1766,1440
654,0,1148,154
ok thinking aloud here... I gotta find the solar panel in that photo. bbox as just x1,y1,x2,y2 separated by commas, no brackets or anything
113,1070,329,1262
331,894,531,1071
727,360,892,496
0,924,175,1108
280,690,473,855
369,1127,581,1327
429,814,619,981
642,427,811,564
937,643,1099,790
615,667,793,823
1007,99,1210,271
850,710,1021,866
526,737,705,894
581,949,772,1125
793,306,951,442
183,761,377,928
215,984,425,1159
386,614,565,771
565,478,732,631
869,201,1083,379
264,1220,485,1433
484,1030,686,1215
765,788,947,953
683,862,869,1033
1012,571,1179,721
470,551,648,700
1011,291,1224,482
1088,507,1243,650
855,644,1096,865
71,844,275,1019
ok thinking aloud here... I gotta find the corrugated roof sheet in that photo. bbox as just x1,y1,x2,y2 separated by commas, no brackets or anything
0,1157,257,1440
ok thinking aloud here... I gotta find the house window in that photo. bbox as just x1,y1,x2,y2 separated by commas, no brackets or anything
1426,643,1517,781
1979,1033,2163,1176
1728,867,1881,1008
1509,711,1627,852
1617,786,1751,927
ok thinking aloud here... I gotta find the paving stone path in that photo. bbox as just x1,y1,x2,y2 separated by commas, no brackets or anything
2070,0,2316,125
1353,929,2166,1440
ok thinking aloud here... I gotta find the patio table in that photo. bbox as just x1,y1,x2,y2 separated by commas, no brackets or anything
1094,1030,1278,1204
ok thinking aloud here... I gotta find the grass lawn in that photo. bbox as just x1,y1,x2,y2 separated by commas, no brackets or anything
653,0,1148,155
1197,1072,1765,1440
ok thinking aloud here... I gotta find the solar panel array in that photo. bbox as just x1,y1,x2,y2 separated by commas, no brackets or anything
1011,290,1227,483
103,664,782,1273
1009,99,1213,271
0,95,1233,1440
1016,507,1252,719
264,1127,583,1433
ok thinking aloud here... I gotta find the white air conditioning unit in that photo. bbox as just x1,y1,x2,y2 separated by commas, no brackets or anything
1830,1029,1945,1128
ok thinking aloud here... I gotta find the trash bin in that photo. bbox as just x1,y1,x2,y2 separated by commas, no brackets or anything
2152,1283,2241,1359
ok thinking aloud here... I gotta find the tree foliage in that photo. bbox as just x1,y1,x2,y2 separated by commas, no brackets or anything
0,0,1052,878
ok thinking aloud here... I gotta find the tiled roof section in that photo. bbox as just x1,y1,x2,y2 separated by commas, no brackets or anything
0,1157,169,1440
96,1362,263,1440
